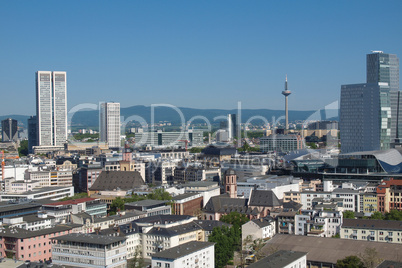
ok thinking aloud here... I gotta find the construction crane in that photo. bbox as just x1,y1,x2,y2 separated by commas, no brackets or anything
179,140,189,151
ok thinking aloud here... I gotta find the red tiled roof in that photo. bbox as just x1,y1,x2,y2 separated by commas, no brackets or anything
47,197,96,206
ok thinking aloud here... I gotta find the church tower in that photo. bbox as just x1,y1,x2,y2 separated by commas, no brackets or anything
224,168,237,198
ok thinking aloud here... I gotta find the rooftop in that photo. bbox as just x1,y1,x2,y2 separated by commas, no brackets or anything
152,241,214,260
53,233,125,245
248,250,307,268
342,219,402,231
262,234,402,265
45,197,96,207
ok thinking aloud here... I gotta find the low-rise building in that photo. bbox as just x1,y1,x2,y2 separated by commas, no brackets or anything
41,197,107,223
172,193,203,216
247,250,307,268
377,178,402,213
125,200,171,217
52,233,127,268
242,216,276,242
0,224,80,262
151,241,215,268
0,186,74,202
340,219,402,244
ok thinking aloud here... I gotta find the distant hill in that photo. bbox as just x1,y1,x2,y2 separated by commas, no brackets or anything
0,115,31,127
69,105,338,128
1,105,338,129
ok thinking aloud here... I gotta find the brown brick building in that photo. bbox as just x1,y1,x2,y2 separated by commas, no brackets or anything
172,193,203,217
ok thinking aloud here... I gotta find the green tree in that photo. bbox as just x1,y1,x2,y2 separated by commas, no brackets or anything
220,211,250,227
60,192,88,201
384,209,402,221
110,197,125,215
343,211,355,219
18,140,29,156
208,226,236,268
250,238,265,262
336,255,364,268
146,188,172,201
359,247,382,268
370,211,384,220
189,147,203,153
128,246,144,268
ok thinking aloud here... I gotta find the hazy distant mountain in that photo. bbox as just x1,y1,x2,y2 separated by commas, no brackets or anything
1,105,338,129
0,115,31,126
69,105,338,128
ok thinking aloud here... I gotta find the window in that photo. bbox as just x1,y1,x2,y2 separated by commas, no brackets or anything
157,262,161,267
165,264,170,268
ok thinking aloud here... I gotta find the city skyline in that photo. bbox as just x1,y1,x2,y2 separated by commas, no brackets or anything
1,1,402,116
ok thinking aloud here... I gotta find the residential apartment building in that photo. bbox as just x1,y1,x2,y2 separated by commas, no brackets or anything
242,216,276,242
0,224,78,262
377,178,402,212
151,241,215,268
341,219,402,244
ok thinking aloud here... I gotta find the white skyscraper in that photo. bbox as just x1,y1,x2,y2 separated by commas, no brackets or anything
100,102,121,148
36,71,67,146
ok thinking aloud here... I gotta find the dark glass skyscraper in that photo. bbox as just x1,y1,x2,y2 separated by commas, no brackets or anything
1,118,18,142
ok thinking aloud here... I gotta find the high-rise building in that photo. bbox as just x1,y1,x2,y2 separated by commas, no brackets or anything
340,52,399,153
100,102,121,148
367,51,399,91
227,114,237,141
35,71,67,147
1,118,18,142
28,116,38,154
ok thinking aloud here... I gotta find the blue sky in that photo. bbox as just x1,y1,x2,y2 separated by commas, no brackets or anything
1,0,402,115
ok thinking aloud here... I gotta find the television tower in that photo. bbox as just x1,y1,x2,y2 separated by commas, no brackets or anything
281,75,292,130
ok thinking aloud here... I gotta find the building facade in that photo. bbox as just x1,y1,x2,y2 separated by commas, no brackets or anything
1,118,18,142
35,71,67,147
100,102,121,148
260,134,304,153
341,52,400,153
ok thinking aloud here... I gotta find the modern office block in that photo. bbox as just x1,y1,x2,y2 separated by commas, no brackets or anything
367,51,399,91
227,114,237,140
340,83,391,153
1,118,18,142
135,129,203,148
340,52,399,153
100,102,121,148
35,71,67,147
28,116,38,154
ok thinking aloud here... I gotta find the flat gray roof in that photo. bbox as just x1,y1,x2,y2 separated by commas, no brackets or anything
53,233,125,245
152,241,214,260
248,250,307,268
262,234,402,264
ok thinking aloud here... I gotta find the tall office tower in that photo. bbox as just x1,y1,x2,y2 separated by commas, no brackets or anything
1,118,18,142
100,102,121,148
281,75,292,130
35,71,67,146
340,51,399,153
340,83,391,153
227,114,237,141
367,51,399,91
28,116,38,154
